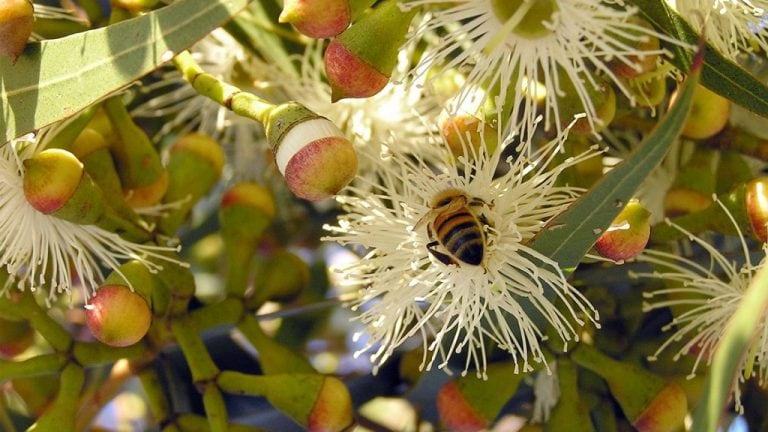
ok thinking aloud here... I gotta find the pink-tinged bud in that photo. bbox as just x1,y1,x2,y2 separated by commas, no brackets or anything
745,177,768,242
0,316,34,358
0,0,34,63
324,39,389,101
436,381,489,432
631,382,689,432
124,169,169,208
307,377,354,432
323,0,417,101
23,149,84,215
594,199,651,262
85,284,151,347
608,18,660,79
265,103,357,200
279,0,350,39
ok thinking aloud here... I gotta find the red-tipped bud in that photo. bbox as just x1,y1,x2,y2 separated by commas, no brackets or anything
219,183,276,241
594,199,651,262
0,316,34,358
324,39,389,101
323,0,417,101
265,103,357,200
23,148,108,225
85,284,151,347
0,0,34,63
746,176,768,242
608,18,660,79
436,381,489,432
124,170,169,208
279,0,350,39
307,376,354,432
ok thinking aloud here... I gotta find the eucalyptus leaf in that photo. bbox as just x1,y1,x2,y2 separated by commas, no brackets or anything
692,263,768,431
632,0,768,118
528,51,704,270
0,0,251,144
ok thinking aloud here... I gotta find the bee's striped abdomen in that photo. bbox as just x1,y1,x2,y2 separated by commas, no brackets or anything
434,210,484,266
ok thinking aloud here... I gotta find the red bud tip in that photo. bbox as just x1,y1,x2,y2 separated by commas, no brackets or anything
324,39,389,101
436,381,489,432
307,377,354,432
275,118,357,201
279,0,350,39
220,183,276,219
86,285,151,347
23,149,85,215
746,177,768,242
594,199,651,262
631,383,687,432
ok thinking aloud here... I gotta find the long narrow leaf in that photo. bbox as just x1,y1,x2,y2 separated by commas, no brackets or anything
692,263,768,431
0,0,251,144
528,51,704,270
632,0,768,118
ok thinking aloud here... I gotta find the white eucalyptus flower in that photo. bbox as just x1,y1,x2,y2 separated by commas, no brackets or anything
668,0,768,61
324,129,600,376
635,209,768,412
0,134,180,304
403,0,678,143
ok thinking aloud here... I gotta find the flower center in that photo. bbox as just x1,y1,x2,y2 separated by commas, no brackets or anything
489,0,558,40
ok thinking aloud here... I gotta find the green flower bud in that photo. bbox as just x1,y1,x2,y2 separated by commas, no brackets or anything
219,182,276,242
111,0,160,11
0,0,34,63
279,0,350,39
571,343,687,432
249,250,310,307
159,133,225,235
678,84,731,140
265,103,357,200
85,284,151,347
607,17,660,79
594,199,651,262
23,148,107,225
557,72,616,135
436,362,527,431
323,0,417,101
440,114,498,161
490,0,558,40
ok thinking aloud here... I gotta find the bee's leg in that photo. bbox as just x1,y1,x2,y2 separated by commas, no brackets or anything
426,241,457,266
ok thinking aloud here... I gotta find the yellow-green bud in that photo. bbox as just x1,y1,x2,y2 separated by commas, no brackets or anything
279,0,350,39
594,199,651,262
219,183,276,241
249,251,310,307
85,284,151,347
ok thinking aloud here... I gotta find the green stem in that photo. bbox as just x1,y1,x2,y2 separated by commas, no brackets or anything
138,367,172,425
187,297,244,330
216,371,269,396
172,51,275,124
72,341,147,367
75,359,138,432
171,318,219,382
0,293,72,352
28,363,85,431
202,384,229,432
0,354,67,382
225,241,254,297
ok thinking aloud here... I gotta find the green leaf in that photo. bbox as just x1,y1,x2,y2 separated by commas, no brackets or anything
0,0,251,144
528,52,704,270
632,0,768,118
692,263,768,431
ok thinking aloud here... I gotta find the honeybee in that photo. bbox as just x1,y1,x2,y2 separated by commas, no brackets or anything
415,188,491,267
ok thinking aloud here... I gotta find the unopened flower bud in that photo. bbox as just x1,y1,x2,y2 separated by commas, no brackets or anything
437,362,526,432
0,0,34,63
558,72,616,135
0,316,34,358
594,199,651,262
623,71,667,108
490,0,558,40
677,84,731,140
440,114,498,160
111,0,160,11
279,0,350,39
324,0,417,101
265,103,357,200
85,284,151,347
219,183,276,242
307,376,354,432
745,176,768,242
23,148,107,225
159,133,225,235
571,343,687,432
608,17,660,79
664,148,717,217
249,250,310,307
